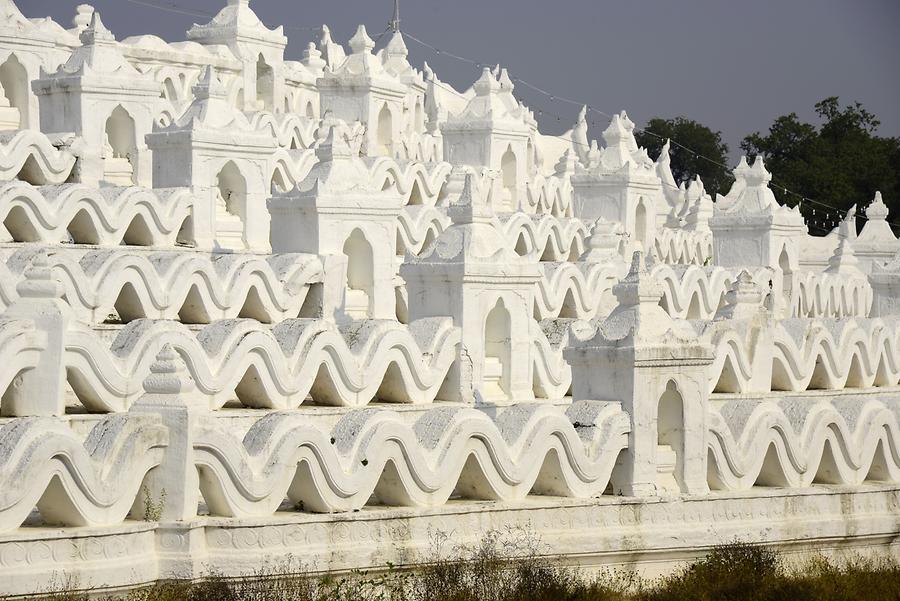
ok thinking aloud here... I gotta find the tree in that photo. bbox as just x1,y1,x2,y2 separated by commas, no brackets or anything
635,117,731,197
741,97,900,231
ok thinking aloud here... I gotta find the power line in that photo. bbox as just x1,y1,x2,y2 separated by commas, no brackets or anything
100,2,891,235
119,0,319,33
402,28,897,233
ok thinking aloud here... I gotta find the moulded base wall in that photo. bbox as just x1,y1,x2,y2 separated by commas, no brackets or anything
2,484,898,598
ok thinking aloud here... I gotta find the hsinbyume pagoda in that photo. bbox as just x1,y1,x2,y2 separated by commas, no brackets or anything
0,0,898,594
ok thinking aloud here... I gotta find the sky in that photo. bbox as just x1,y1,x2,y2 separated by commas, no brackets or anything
22,0,900,162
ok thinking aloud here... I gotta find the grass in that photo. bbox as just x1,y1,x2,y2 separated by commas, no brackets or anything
36,533,900,601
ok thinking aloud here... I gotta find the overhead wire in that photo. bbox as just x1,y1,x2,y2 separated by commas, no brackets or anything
99,0,891,235
401,28,896,234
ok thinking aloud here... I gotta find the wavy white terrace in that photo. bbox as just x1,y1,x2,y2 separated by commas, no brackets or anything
0,0,898,595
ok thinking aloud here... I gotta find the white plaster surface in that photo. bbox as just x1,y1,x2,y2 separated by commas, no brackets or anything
0,0,898,594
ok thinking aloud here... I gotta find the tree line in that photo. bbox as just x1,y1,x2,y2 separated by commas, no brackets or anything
633,97,900,234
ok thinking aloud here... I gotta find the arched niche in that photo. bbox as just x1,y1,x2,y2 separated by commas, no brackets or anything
778,246,793,307
500,145,517,210
256,54,274,112
162,77,178,102
656,380,686,494
104,106,137,185
0,54,28,129
215,161,247,219
635,200,649,251
213,161,247,248
414,97,424,133
343,228,374,319
376,103,393,156
526,139,535,176
483,298,512,400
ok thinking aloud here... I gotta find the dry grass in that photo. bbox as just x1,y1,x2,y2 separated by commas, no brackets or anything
35,534,900,601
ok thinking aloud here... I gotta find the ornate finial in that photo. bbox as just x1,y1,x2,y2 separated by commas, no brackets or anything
142,344,195,395
80,9,115,46
72,4,94,31
390,0,401,33
348,24,375,54
473,67,499,96
385,30,408,59
716,271,763,320
866,191,889,221
554,148,577,176
16,249,65,300
303,42,326,71
580,218,624,263
602,113,627,144
745,155,772,186
498,68,514,92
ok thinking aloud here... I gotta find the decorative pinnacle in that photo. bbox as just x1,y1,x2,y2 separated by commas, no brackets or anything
658,139,671,163
142,344,195,395
16,249,64,300
866,191,888,221
726,271,761,304
744,155,772,186
390,0,401,33
349,24,375,54
498,68,514,92
448,172,492,225
612,251,664,308
473,67,500,96
80,10,115,46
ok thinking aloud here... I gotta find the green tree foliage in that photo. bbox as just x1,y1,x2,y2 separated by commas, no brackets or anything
741,97,900,226
635,117,731,197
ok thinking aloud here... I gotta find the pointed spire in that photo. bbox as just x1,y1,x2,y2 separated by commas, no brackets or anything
839,204,857,240
473,67,500,96
498,68,514,92
826,236,862,274
745,155,772,186
448,173,494,225
385,30,408,59
142,344,196,395
79,9,115,45
613,251,664,308
390,0,401,32
318,24,346,69
349,24,375,55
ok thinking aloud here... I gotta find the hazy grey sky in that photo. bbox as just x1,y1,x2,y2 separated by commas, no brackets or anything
23,0,900,160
